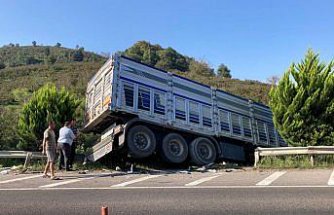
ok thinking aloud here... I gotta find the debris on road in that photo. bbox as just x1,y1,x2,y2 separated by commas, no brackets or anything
0,169,10,175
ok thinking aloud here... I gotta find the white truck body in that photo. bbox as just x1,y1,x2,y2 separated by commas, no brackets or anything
84,54,286,163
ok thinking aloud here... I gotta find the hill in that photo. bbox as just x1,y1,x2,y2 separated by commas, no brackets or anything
0,45,105,68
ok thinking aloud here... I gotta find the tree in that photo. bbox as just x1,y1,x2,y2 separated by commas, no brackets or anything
72,48,84,62
124,41,160,66
269,50,334,147
32,41,37,47
55,42,61,47
217,64,232,78
0,106,20,150
18,84,81,150
188,60,215,77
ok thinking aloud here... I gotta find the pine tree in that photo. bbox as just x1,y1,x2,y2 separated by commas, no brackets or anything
269,50,334,146
18,84,81,150
217,64,232,78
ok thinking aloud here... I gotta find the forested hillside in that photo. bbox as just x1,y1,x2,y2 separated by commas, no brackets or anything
0,41,272,150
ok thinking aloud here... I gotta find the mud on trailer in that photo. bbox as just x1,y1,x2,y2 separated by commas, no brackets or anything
82,54,286,166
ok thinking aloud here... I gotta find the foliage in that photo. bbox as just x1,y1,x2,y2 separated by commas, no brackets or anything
258,155,334,169
0,61,5,70
0,106,20,150
269,50,334,146
18,83,81,150
124,41,190,72
0,45,104,68
188,60,215,77
72,48,84,62
217,63,232,78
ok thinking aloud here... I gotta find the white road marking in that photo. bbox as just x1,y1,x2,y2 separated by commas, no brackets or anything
328,169,334,186
39,176,95,188
0,174,43,184
256,171,287,186
185,174,222,186
111,175,161,187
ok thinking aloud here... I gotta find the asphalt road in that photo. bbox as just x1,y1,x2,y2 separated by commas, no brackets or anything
1,188,334,215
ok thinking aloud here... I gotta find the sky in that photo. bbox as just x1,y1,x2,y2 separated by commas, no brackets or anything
1,0,334,81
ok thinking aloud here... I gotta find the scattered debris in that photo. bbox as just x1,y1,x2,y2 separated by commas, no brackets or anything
178,170,191,174
78,170,89,174
0,169,10,175
193,162,215,172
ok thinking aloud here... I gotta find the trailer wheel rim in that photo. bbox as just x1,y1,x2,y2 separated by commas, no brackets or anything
197,143,212,160
168,140,184,157
133,132,150,150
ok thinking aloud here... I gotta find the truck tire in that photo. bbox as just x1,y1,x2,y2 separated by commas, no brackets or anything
127,125,156,158
161,133,188,164
189,137,216,166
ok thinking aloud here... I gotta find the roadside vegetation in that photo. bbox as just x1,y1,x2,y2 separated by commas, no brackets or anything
258,155,334,169
269,50,334,147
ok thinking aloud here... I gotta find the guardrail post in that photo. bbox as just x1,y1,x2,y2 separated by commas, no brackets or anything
23,152,33,170
310,155,314,167
254,148,260,168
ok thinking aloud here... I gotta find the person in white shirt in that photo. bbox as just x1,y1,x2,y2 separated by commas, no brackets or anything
57,121,75,171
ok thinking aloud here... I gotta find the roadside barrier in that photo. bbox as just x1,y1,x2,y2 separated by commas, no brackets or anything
0,151,46,171
254,146,334,167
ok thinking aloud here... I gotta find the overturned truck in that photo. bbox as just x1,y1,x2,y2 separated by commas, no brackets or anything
82,54,286,166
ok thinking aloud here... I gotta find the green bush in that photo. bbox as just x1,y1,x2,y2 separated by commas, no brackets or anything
18,83,81,150
269,50,334,146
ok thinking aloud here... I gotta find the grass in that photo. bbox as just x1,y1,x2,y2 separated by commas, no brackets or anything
258,155,334,169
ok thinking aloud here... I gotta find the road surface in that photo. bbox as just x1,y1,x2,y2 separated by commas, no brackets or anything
1,169,334,214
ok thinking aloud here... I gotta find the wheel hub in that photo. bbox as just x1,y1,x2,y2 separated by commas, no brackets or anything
169,140,183,156
133,132,150,150
198,144,211,159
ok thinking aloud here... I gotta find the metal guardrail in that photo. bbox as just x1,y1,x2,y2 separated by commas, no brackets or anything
254,146,334,167
0,151,46,170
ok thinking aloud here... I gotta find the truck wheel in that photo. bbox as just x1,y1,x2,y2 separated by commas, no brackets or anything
161,133,188,164
127,125,156,158
189,137,216,166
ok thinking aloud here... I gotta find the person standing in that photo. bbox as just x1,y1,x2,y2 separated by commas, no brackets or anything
42,121,59,180
58,121,75,171
68,119,78,169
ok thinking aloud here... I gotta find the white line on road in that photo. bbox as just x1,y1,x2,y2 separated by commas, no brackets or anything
0,174,43,184
39,176,96,188
111,175,161,187
256,171,287,186
185,174,222,186
328,169,334,186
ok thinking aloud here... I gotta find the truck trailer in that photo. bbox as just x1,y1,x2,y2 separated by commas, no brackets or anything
83,54,286,166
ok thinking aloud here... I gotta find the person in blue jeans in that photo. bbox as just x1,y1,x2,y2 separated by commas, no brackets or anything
58,121,76,171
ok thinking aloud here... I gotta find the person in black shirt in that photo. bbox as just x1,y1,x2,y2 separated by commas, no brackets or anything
68,119,78,169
